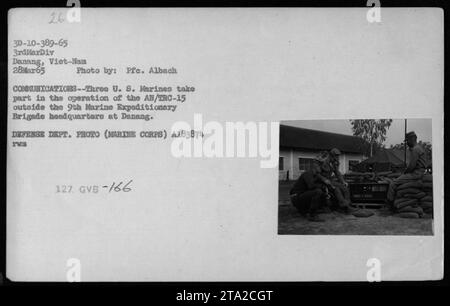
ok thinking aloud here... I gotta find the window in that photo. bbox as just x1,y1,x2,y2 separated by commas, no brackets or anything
299,158,314,171
348,160,360,172
279,157,284,171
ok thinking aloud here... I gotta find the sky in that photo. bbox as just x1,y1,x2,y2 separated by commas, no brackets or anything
283,119,432,147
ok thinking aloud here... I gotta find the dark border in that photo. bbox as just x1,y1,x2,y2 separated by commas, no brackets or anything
1,0,449,298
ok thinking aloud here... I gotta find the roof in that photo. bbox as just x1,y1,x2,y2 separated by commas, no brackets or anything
279,125,366,154
359,149,405,166
389,148,410,164
389,148,432,167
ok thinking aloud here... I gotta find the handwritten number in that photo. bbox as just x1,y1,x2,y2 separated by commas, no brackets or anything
49,12,65,24
109,180,133,193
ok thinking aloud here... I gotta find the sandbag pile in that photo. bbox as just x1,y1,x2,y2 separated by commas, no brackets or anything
386,172,402,179
344,172,378,183
420,174,433,215
393,174,433,218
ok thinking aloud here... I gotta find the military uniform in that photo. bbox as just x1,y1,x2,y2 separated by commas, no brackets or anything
313,149,352,209
290,171,325,218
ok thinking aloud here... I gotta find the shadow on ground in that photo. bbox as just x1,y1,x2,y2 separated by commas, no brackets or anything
278,181,433,235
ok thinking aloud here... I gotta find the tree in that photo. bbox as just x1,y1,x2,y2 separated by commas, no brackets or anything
349,119,393,157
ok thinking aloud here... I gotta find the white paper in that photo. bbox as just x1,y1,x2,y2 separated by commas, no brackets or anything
7,8,444,281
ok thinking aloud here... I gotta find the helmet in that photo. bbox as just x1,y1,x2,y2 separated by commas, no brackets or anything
405,131,417,140
330,148,341,156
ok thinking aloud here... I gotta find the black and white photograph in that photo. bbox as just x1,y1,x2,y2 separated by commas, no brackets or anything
278,119,434,235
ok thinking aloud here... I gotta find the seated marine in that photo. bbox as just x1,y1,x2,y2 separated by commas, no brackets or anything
387,131,428,204
289,168,326,222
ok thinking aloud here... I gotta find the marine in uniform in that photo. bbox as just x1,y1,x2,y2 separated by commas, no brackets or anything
387,131,428,203
289,169,326,222
313,148,354,213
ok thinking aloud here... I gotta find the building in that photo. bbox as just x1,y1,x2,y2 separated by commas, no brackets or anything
356,149,405,172
279,125,366,180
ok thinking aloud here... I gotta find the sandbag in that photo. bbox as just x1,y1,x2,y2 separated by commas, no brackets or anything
402,192,426,199
396,212,420,219
420,201,433,209
394,198,418,209
422,182,433,189
423,207,433,214
383,178,394,184
397,181,423,190
420,195,433,202
422,174,433,182
397,188,423,197
352,210,375,218
394,197,412,205
387,173,402,178
376,171,393,177
377,180,390,184
398,206,424,216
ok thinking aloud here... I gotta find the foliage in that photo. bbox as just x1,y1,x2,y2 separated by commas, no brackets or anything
349,119,393,157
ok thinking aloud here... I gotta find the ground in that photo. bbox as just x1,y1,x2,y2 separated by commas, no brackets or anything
278,181,433,235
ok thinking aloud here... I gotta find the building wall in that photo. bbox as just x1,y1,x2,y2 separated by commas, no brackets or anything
340,153,365,173
279,148,365,181
278,148,293,181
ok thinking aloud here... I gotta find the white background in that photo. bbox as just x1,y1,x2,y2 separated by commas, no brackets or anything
7,8,444,281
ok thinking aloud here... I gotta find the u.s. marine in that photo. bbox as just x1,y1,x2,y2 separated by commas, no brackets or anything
387,131,428,204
